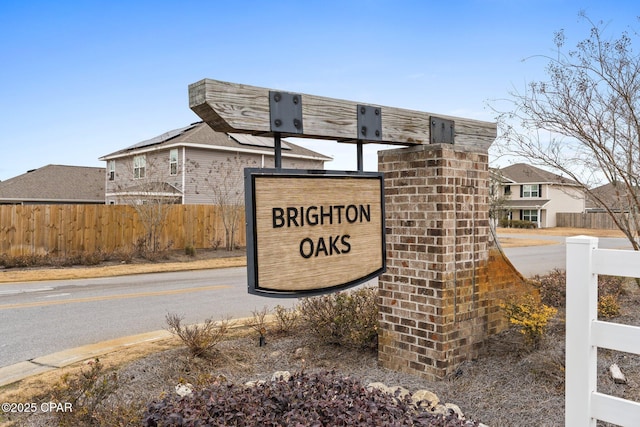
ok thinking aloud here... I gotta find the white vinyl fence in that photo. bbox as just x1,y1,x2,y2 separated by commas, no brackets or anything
566,236,640,426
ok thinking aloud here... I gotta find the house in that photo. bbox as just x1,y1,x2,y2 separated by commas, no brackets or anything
585,182,638,212
494,163,585,228
0,165,105,204
99,121,332,205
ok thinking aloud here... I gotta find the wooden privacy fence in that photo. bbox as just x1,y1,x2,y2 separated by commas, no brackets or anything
565,236,640,426
0,204,245,257
557,212,623,229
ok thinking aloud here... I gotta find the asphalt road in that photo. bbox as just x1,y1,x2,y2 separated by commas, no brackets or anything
1,234,632,369
0,267,302,368
499,234,632,277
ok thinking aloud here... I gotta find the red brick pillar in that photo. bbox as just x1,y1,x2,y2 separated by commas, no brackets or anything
377,144,491,380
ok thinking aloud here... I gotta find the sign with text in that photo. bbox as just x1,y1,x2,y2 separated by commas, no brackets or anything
244,169,386,297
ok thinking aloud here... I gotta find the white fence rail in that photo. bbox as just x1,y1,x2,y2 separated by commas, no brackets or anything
566,236,640,426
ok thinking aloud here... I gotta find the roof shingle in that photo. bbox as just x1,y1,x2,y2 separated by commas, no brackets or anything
0,165,105,203
499,163,577,185
100,121,332,161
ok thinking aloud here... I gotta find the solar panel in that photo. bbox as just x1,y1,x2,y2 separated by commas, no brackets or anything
229,133,291,150
126,123,198,150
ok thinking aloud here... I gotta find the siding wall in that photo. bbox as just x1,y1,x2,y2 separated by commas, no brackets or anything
105,148,184,204
105,146,325,205
183,148,262,205
545,185,585,227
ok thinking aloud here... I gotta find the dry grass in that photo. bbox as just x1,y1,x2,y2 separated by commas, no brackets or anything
496,227,627,248
498,237,559,248
497,226,626,238
0,253,246,284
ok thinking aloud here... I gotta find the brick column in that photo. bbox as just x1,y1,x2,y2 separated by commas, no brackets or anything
377,144,492,380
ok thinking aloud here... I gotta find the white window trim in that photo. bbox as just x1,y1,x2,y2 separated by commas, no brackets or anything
108,160,115,181
522,184,539,198
133,155,146,179
522,209,538,222
169,149,178,176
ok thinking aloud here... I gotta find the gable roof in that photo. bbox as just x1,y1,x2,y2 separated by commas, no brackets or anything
99,121,332,161
498,163,578,185
586,182,639,211
0,165,105,204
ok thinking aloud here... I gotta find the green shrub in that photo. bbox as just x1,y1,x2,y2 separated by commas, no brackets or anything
298,287,378,349
165,313,233,358
498,219,536,229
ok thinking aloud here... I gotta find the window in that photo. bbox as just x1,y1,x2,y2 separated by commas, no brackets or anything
169,149,178,175
521,209,538,223
504,185,511,196
108,160,115,181
521,184,540,198
133,155,146,179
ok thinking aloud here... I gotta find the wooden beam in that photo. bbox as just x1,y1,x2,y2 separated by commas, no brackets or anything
189,78,497,152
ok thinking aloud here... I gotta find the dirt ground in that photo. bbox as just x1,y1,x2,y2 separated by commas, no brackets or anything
1,228,638,426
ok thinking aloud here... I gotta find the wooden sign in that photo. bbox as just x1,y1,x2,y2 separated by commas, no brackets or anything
245,169,385,296
189,78,497,153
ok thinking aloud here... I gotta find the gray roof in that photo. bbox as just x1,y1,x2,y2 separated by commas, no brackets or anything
0,165,105,204
586,182,638,211
499,163,578,185
100,121,332,161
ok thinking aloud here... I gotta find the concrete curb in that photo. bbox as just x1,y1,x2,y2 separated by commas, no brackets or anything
0,315,271,388
0,330,173,387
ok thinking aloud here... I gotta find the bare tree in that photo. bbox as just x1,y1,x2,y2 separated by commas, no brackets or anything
489,167,511,229
190,155,257,251
114,157,180,255
491,13,640,250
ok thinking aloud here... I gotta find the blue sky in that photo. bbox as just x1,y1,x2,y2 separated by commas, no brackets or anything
0,0,637,180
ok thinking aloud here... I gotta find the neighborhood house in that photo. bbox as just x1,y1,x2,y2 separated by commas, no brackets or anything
495,163,585,228
99,121,331,205
0,165,105,205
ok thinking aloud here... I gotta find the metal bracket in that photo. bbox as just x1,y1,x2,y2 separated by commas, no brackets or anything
269,91,303,134
357,104,382,142
430,116,455,144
